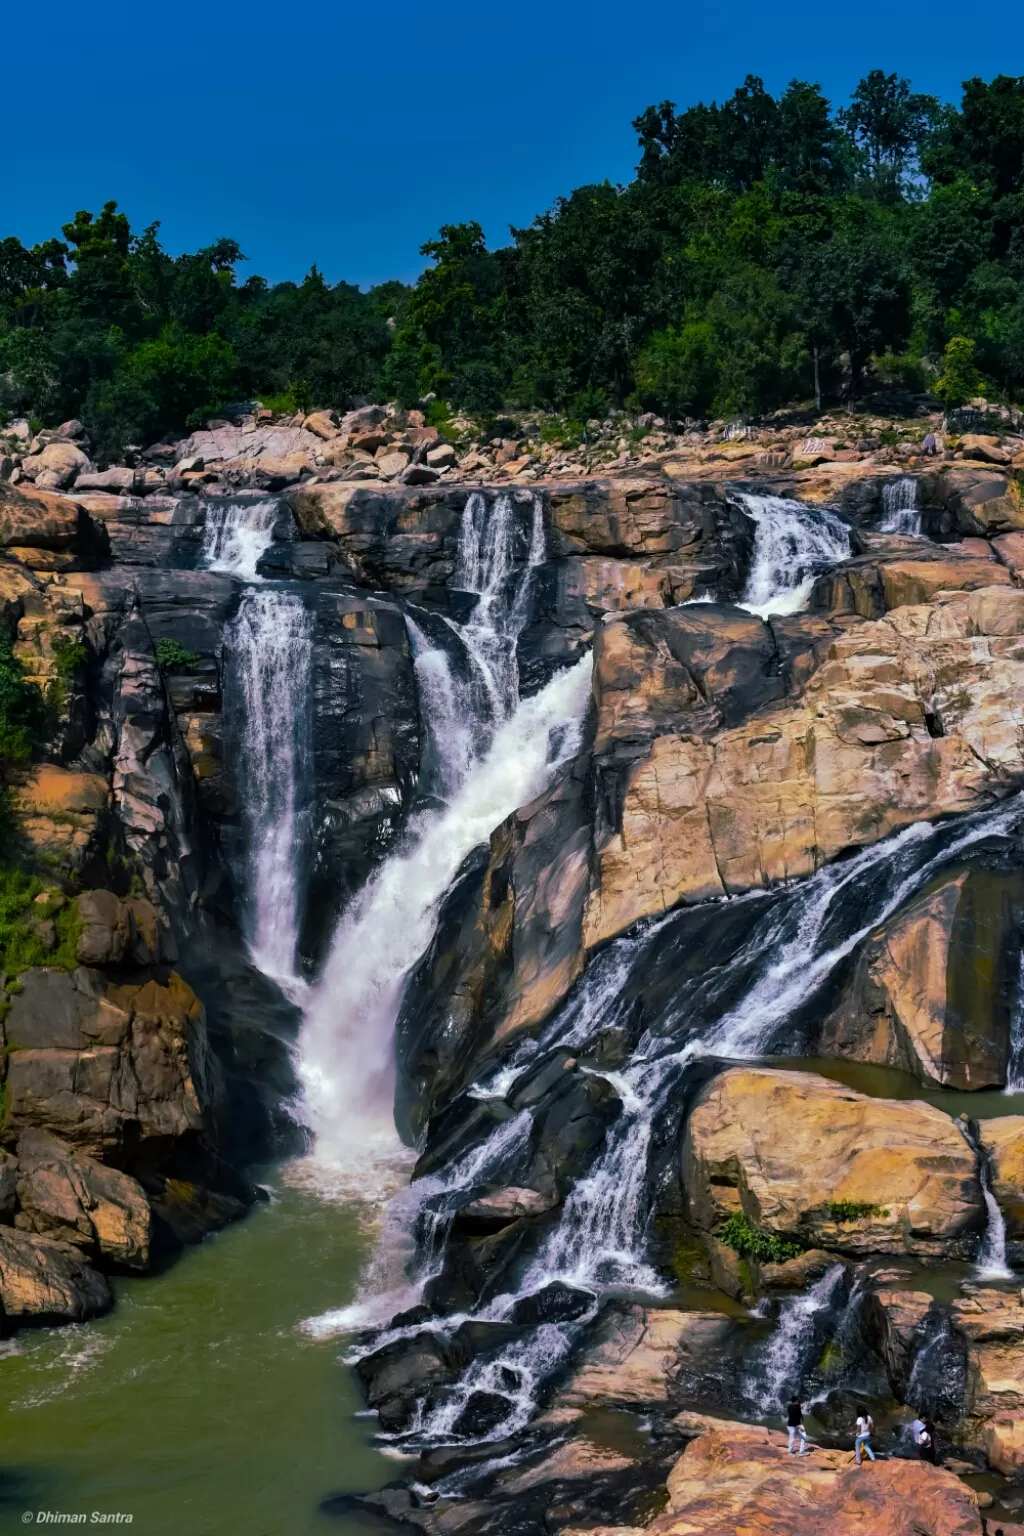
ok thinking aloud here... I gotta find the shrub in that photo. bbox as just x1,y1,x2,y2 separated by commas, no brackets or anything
826,1201,889,1222
0,868,83,981
155,638,201,670
718,1211,803,1264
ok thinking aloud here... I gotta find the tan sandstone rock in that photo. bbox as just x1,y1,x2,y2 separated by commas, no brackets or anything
640,1426,982,1535
682,1068,983,1258
14,1129,151,1269
0,1225,111,1326
978,1117,1024,1237
820,869,1024,1088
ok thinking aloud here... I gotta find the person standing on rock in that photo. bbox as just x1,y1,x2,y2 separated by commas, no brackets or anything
786,1395,809,1454
854,1409,876,1464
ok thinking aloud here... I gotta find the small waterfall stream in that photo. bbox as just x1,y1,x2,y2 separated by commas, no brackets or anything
202,497,282,578
230,591,313,983
744,1265,847,1414
879,476,922,535
961,1121,1014,1280
201,496,314,985
736,493,851,616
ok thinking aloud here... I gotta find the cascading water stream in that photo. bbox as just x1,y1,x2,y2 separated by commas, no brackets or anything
736,493,851,616
385,795,1024,1445
295,491,592,1179
201,496,314,987
744,1265,847,1414
879,476,922,536
202,497,282,578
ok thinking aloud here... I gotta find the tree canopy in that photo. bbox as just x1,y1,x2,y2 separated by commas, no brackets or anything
2,71,1023,456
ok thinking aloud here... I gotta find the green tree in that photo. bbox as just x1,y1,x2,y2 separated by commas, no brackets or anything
934,334,985,406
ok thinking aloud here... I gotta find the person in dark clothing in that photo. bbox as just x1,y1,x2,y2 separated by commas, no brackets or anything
786,1394,809,1454
921,1418,938,1464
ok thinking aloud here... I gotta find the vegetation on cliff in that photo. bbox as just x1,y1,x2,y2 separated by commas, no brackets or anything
1,71,1023,454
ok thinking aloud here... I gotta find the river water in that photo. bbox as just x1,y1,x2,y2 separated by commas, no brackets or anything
0,1177,393,1535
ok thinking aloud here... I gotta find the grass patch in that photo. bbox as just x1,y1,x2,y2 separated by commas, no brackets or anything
827,1201,889,1222
718,1211,803,1265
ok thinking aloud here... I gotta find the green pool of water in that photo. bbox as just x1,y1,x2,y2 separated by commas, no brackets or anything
0,1171,396,1536
770,1056,1024,1121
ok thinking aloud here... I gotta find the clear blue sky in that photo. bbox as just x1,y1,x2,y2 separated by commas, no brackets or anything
4,0,1022,289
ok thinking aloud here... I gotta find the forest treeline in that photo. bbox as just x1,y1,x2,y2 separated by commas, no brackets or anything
2,70,1023,458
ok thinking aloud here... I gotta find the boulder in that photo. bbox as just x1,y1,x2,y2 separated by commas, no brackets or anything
426,443,457,469
977,1117,1024,1237
377,450,410,480
0,1225,111,1329
926,465,1024,534
14,1129,151,1269
819,869,1024,1088
23,440,89,488
249,452,310,488
639,1426,982,1536
960,434,1013,466
301,410,338,440
682,1068,983,1258
75,467,136,494
0,482,83,550
401,463,440,486
879,557,1012,608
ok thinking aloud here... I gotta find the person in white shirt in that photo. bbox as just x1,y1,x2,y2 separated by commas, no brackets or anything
854,1410,876,1464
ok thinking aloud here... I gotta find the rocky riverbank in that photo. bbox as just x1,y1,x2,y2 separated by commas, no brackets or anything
5,440,1024,1531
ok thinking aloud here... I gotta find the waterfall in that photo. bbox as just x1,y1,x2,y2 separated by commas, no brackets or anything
744,1265,847,1414
201,497,281,578
879,477,921,536
1005,948,1024,1093
295,491,589,1177
227,590,313,983
736,493,851,617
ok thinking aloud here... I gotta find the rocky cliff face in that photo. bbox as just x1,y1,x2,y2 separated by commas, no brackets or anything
8,454,1024,1532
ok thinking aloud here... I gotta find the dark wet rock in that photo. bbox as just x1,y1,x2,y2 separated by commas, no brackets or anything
510,1283,595,1326
452,1391,516,1438
449,1320,526,1367
301,588,420,959
354,1332,459,1432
